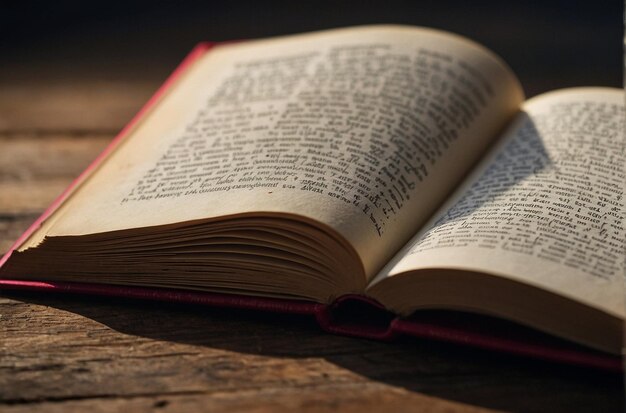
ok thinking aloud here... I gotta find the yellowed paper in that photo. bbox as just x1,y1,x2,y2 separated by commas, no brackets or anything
22,25,523,279
372,88,625,318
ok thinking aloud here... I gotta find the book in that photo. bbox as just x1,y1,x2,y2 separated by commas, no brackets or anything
1,25,623,371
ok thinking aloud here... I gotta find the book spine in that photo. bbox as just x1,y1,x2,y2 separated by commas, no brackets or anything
0,279,621,372
0,279,321,315
390,316,623,373
314,294,398,340
315,295,622,372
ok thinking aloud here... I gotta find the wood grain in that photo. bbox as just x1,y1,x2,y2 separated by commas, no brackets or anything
0,82,156,132
0,60,623,413
1,293,623,413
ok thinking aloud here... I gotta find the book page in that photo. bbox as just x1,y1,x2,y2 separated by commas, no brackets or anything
23,25,523,279
371,88,625,317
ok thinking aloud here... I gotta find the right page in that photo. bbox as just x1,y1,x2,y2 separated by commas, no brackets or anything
368,88,624,351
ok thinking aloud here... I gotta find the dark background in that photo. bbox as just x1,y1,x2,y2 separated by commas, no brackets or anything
1,0,622,98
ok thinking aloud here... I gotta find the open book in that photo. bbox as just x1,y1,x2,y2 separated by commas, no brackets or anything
1,25,623,370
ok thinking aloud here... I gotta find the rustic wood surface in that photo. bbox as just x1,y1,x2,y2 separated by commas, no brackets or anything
1,49,624,413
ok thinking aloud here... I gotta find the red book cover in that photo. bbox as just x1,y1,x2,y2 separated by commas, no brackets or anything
0,41,622,373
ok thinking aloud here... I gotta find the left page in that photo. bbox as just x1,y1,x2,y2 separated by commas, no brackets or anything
18,25,523,279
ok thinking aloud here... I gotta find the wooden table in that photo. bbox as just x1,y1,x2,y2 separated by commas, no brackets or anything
1,45,624,413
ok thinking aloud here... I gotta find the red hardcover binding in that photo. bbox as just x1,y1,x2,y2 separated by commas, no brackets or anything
0,43,622,373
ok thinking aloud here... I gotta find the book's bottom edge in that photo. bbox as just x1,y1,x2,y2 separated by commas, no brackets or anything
1,279,621,373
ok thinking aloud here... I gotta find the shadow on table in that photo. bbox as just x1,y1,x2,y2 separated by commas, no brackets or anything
4,290,623,412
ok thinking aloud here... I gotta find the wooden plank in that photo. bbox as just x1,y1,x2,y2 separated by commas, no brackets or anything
0,294,493,413
0,293,622,412
0,82,157,132
0,134,112,180
0,387,494,413
0,134,111,215
0,180,75,214
0,134,111,250
0,390,495,413
0,215,40,254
